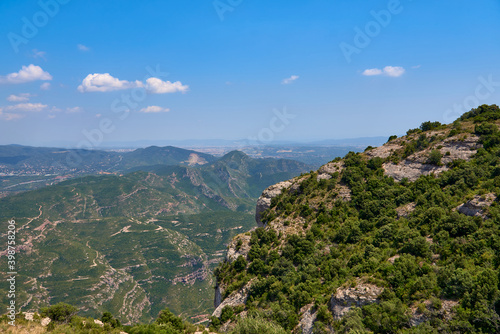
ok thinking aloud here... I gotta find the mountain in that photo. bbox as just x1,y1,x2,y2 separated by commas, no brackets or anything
0,151,310,324
212,104,500,333
119,146,217,170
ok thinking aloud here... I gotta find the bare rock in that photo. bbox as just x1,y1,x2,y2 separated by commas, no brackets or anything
456,193,496,218
214,283,224,309
24,312,34,321
382,134,481,182
383,161,447,182
212,280,254,318
387,255,400,264
396,202,416,219
226,234,252,263
41,317,51,326
317,173,332,181
330,279,384,320
94,319,104,326
255,181,293,227
337,185,352,201
297,303,317,334
365,143,403,159
409,299,458,327
318,161,344,175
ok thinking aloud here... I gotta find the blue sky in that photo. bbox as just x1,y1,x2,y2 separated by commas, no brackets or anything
0,0,499,147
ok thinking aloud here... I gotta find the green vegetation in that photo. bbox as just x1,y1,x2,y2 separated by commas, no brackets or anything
0,306,204,334
0,151,308,323
213,105,500,333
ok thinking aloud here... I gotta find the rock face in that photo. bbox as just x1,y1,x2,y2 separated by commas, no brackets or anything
383,161,447,182
225,234,252,263
212,281,254,318
381,135,481,182
255,180,293,227
41,317,51,326
330,280,384,320
297,304,317,334
409,299,458,327
396,202,416,219
456,193,496,218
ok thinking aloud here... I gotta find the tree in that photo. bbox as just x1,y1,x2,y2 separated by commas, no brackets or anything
40,302,78,323
428,150,442,165
156,308,184,331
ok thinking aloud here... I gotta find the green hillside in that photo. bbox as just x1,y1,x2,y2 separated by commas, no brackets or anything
0,152,309,325
213,105,500,333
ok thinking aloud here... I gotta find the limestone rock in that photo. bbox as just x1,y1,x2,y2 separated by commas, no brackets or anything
212,280,253,318
330,280,384,320
255,180,293,227
297,303,317,334
409,299,458,327
41,317,51,326
365,143,403,159
94,319,104,326
24,312,34,321
318,161,344,175
456,193,496,218
225,234,252,263
396,202,416,219
382,134,481,182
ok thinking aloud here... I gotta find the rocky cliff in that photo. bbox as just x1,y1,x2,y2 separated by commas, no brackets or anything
212,105,500,334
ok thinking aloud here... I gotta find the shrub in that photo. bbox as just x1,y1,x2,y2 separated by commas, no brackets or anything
234,255,247,272
388,135,398,142
228,316,288,334
155,308,184,331
428,150,442,165
40,302,78,323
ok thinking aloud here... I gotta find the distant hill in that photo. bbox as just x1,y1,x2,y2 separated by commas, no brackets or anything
118,146,217,170
0,151,310,324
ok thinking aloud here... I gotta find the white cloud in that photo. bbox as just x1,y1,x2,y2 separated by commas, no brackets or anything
0,112,24,121
145,78,189,94
383,66,405,77
66,106,83,113
0,103,48,112
139,106,170,113
95,113,102,118
7,93,32,102
282,75,299,84
0,64,52,84
40,82,51,90
362,68,383,76
78,44,90,51
78,73,143,92
78,73,189,94
362,66,405,78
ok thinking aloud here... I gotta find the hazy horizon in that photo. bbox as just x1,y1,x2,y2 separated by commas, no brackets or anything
1,1,499,148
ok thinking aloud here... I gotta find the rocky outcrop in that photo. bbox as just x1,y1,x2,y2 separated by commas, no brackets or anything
396,202,416,219
214,283,223,309
383,161,447,182
365,142,403,159
225,234,252,263
212,280,254,318
382,135,481,182
316,161,344,181
330,280,384,320
297,304,317,334
456,193,496,218
255,180,293,227
409,299,458,327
